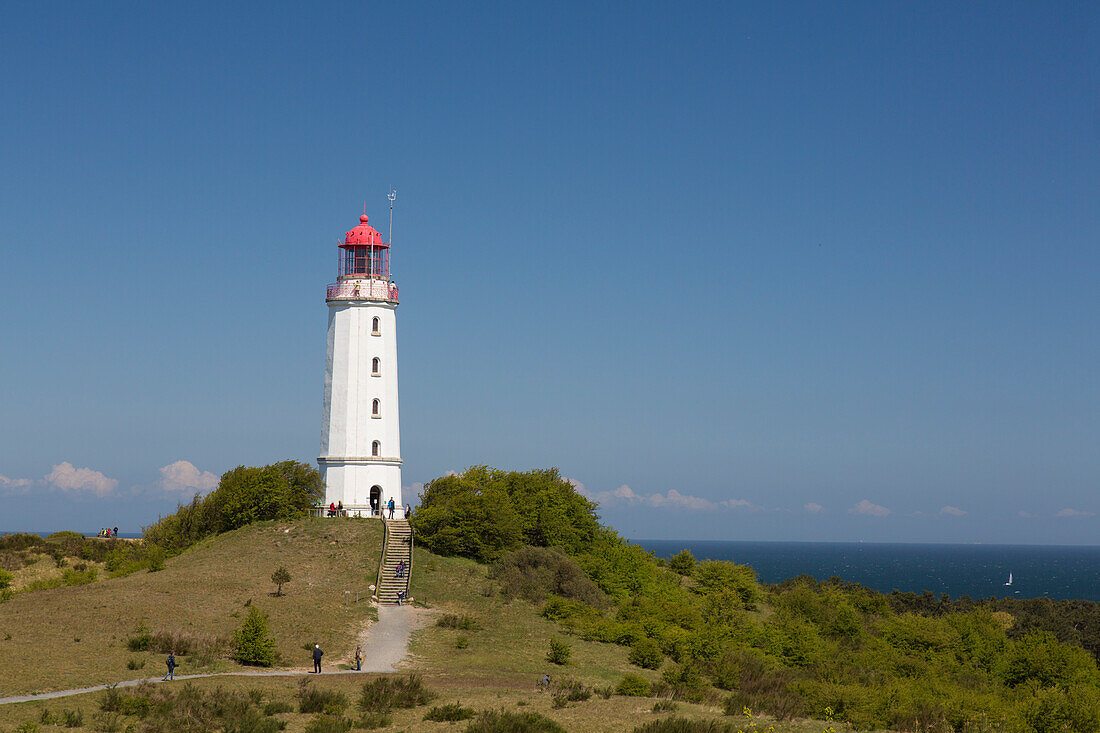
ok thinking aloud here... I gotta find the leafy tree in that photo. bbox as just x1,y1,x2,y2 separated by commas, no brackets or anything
272,566,291,596
233,606,277,667
668,549,696,575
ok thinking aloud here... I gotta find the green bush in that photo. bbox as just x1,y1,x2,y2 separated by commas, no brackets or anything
354,712,392,729
437,613,482,630
660,662,709,703
424,703,476,721
304,714,351,733
61,566,98,585
128,624,152,652
668,550,695,576
632,718,733,733
143,461,322,554
551,677,590,707
358,674,435,713
272,566,291,596
615,673,652,697
412,466,601,562
264,701,293,715
299,684,349,714
0,569,13,590
652,699,678,712
61,709,83,728
233,606,278,667
629,637,664,670
492,546,607,607
546,638,571,665
462,709,567,733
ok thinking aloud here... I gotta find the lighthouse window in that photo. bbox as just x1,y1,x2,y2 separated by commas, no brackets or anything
372,357,381,376
372,317,380,335
372,399,381,417
372,441,380,457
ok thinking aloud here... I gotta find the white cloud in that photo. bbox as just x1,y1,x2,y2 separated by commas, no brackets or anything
0,474,35,494
158,460,219,494
850,499,890,517
444,469,458,477
44,462,118,497
1018,510,1038,519
803,502,824,514
1055,508,1095,518
939,505,967,517
577,483,721,511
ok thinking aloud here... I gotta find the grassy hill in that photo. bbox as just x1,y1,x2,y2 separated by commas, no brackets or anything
0,518,382,696
0,517,842,733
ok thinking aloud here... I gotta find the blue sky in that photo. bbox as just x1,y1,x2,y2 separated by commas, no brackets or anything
1,2,1097,543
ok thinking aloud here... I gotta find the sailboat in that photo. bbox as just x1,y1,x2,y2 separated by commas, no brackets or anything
1004,572,1013,586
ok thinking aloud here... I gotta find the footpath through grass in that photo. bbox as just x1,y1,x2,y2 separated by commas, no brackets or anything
0,517,382,697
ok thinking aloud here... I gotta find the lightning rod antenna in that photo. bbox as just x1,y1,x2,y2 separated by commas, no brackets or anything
387,188,397,246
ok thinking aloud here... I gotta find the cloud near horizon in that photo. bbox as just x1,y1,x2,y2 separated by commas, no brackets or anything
0,473,35,494
44,462,118,497
939,505,967,517
1055,508,1095,518
576,482,752,512
850,499,891,517
158,460,219,494
804,502,824,514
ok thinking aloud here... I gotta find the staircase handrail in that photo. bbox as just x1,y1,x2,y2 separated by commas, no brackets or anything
374,518,388,601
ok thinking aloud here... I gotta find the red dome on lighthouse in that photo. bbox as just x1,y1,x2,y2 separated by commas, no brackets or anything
343,214,387,248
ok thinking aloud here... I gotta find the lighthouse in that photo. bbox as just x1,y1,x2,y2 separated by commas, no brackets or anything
318,210,402,517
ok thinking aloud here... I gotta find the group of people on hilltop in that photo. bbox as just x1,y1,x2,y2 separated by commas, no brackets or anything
97,527,118,537
322,498,412,519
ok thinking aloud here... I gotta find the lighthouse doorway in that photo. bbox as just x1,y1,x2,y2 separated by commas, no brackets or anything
370,485,382,517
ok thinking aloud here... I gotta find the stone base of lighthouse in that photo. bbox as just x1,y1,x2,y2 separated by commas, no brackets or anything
319,458,402,517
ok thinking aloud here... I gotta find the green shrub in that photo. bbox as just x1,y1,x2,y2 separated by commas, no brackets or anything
629,637,664,670
437,613,482,630
491,546,607,607
233,606,277,667
304,714,351,733
615,673,652,697
424,702,477,721
358,674,435,713
652,699,678,712
668,550,695,576
632,718,733,733
455,636,469,649
61,566,98,585
660,662,708,703
264,700,293,715
1024,683,1100,733
299,684,349,714
412,466,601,562
462,708,567,733
126,657,145,670
0,569,13,590
546,638,571,665
272,566,291,596
61,709,83,728
128,624,152,652
353,712,392,729
551,677,590,707
146,546,166,572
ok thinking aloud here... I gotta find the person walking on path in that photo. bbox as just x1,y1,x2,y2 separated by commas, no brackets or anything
354,645,363,671
312,644,323,673
163,652,176,681
388,498,395,519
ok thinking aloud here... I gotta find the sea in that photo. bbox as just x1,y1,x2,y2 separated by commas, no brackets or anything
636,540,1100,603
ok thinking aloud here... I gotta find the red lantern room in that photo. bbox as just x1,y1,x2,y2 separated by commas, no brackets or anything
338,214,390,280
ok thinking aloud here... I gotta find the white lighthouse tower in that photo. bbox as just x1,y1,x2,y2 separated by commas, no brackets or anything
319,209,402,517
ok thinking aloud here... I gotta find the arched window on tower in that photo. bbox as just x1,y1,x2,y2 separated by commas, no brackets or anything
372,357,380,376
372,440,380,457
372,399,380,417
372,317,380,335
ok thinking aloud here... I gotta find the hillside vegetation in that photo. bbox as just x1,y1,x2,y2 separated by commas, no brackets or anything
0,517,382,696
412,466,1100,733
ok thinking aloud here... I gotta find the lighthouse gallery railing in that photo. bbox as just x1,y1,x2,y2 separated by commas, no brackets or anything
326,282,399,301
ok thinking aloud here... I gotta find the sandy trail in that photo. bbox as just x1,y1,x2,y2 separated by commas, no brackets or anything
0,605,432,706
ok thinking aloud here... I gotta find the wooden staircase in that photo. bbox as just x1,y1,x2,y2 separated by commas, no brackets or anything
376,519,412,606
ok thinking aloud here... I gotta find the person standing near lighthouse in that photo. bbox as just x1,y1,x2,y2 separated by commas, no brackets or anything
318,204,403,516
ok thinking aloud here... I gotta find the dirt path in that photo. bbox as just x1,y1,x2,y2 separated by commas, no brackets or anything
0,606,432,706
